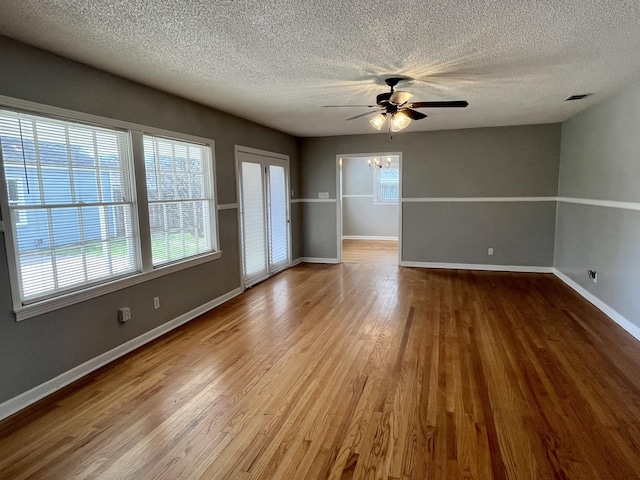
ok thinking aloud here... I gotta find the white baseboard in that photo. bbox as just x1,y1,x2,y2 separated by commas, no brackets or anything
0,287,244,422
290,258,303,267
399,261,553,273
298,257,340,264
552,269,640,341
342,235,398,241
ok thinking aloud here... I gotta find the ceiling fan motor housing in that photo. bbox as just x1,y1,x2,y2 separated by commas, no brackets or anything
376,92,392,105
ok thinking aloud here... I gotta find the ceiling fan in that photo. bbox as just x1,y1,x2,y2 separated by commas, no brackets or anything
324,77,468,132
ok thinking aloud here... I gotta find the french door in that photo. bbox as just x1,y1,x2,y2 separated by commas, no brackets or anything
236,149,290,287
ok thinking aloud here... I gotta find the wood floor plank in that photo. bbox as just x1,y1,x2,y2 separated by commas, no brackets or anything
2,263,640,479
342,240,398,265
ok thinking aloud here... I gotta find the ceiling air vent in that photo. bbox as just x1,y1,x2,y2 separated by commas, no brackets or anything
565,94,593,101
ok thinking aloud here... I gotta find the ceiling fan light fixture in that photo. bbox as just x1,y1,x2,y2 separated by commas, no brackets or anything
389,90,413,105
390,112,411,132
328,78,468,132
370,113,386,130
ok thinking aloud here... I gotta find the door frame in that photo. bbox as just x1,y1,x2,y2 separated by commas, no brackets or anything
335,152,403,264
235,145,291,289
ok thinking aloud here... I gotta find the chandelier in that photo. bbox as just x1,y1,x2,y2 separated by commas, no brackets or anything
368,157,392,170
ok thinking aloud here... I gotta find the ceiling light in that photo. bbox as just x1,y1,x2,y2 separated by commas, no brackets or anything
390,112,411,132
369,113,386,130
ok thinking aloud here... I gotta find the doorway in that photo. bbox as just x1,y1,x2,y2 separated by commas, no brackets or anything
236,146,291,287
337,153,401,265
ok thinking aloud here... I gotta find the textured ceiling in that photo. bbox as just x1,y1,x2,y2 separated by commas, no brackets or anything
1,0,640,137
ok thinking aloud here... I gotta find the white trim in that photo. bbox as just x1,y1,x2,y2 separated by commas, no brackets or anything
15,251,223,321
0,287,243,421
398,196,640,211
298,257,340,264
342,235,398,241
218,203,239,211
399,261,553,273
337,156,342,263
291,198,336,203
234,145,289,161
235,146,292,289
342,194,374,198
557,196,640,211
397,156,403,265
335,151,400,159
290,258,303,267
552,269,640,342
402,196,558,203
337,152,403,266
0,95,216,146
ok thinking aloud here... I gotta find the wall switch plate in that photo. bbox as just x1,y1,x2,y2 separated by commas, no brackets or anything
488,248,494,256
118,307,131,323
318,192,329,199
153,297,160,309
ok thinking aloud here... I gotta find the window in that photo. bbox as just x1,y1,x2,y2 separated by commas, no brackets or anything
0,110,138,304
0,104,219,318
144,135,215,266
6,178,27,226
373,158,399,204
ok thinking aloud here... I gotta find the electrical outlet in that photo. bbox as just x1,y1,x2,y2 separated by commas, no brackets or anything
118,307,131,323
153,297,160,309
318,192,329,199
588,270,597,283
488,247,494,256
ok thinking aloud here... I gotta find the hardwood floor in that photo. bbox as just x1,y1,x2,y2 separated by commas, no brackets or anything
342,239,398,264
2,264,640,479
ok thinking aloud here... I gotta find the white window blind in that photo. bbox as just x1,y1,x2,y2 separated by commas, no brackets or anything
240,161,267,279
143,135,214,266
0,109,139,304
268,165,288,267
6,177,27,226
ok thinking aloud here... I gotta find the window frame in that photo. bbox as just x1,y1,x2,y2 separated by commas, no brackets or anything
0,95,221,321
6,177,28,226
372,159,400,205
143,134,217,267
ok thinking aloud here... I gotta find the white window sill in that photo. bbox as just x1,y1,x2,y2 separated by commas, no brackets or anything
373,201,399,206
14,251,222,322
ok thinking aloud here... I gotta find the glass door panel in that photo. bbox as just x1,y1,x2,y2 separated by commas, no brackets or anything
268,164,289,271
237,151,290,287
239,155,268,285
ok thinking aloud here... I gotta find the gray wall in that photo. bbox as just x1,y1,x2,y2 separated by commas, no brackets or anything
300,124,561,264
0,37,300,403
342,157,398,238
555,77,640,326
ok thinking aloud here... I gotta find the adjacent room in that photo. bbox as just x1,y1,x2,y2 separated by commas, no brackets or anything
340,154,400,265
1,1,640,479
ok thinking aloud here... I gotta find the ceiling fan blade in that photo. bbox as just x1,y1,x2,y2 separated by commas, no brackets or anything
322,104,378,108
346,110,382,121
408,101,469,108
389,91,413,104
401,108,427,120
